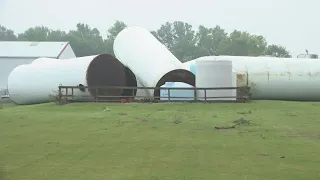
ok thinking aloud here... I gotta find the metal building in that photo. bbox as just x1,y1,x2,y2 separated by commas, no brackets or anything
0,41,76,94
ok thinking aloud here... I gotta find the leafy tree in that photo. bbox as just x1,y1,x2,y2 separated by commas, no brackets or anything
104,21,127,56
0,21,293,59
195,25,229,57
18,26,50,41
0,25,17,40
152,21,197,62
224,30,267,56
17,26,67,41
66,23,105,57
151,22,174,50
264,44,291,57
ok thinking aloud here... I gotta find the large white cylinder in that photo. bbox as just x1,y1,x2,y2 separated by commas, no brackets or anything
31,57,58,64
8,54,128,105
195,60,233,100
31,57,150,101
185,56,320,101
113,26,195,98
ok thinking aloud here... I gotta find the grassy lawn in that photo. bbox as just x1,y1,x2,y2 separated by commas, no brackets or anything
0,101,320,180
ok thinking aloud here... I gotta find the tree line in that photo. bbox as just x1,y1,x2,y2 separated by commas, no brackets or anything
0,21,292,62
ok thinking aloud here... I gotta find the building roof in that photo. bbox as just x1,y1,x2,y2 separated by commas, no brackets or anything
0,41,70,58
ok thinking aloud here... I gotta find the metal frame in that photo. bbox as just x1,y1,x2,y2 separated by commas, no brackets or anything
57,85,251,104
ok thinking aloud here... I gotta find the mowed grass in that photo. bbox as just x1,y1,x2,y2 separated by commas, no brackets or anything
1,101,320,180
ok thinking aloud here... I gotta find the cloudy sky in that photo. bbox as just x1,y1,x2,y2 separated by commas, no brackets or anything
0,0,318,56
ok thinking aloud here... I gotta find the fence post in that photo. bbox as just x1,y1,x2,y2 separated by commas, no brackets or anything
168,88,171,102
95,88,99,102
204,89,207,101
194,88,196,101
58,86,62,104
71,88,74,99
132,86,135,100
66,88,68,101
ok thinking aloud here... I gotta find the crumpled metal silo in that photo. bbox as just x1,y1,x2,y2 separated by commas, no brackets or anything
113,26,195,98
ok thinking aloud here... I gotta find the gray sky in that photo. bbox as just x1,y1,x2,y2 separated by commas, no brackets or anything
0,0,318,56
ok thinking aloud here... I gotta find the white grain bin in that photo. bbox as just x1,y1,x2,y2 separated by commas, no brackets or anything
31,56,150,101
186,56,320,101
31,57,58,64
160,82,194,101
113,26,195,99
214,56,320,100
8,54,129,105
195,60,233,101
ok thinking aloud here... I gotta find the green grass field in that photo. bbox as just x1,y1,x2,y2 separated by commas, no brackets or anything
1,101,320,180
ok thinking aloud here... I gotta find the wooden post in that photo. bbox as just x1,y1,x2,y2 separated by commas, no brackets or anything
131,86,135,102
194,87,196,101
204,89,207,101
168,88,171,102
95,88,98,102
71,88,74,99
66,88,68,101
58,86,62,104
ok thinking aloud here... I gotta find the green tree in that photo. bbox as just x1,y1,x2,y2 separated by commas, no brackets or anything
223,30,267,56
104,21,127,56
0,22,293,59
152,21,197,62
264,44,291,57
66,23,105,57
151,22,174,50
17,26,67,41
18,26,50,41
195,25,229,57
0,25,17,40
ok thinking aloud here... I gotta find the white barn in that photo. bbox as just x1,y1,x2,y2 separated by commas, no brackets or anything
0,41,76,93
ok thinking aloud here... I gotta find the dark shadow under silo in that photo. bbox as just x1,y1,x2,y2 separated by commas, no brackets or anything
154,69,195,99
86,54,126,101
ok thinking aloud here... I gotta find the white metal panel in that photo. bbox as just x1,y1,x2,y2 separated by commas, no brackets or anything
184,56,320,101
31,57,151,100
8,54,129,105
135,79,151,100
8,57,95,105
196,60,233,100
113,26,184,96
0,57,36,90
160,82,194,101
58,44,76,59
0,41,70,58
31,57,58,64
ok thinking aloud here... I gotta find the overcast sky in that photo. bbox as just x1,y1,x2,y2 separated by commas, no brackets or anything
0,0,318,56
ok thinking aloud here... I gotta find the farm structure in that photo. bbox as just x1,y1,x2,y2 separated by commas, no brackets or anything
0,41,76,92
6,26,320,105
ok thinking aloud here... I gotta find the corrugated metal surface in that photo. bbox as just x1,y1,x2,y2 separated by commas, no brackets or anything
196,60,233,100
0,41,69,58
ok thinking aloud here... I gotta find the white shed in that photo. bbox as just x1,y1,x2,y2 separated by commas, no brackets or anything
0,41,76,92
